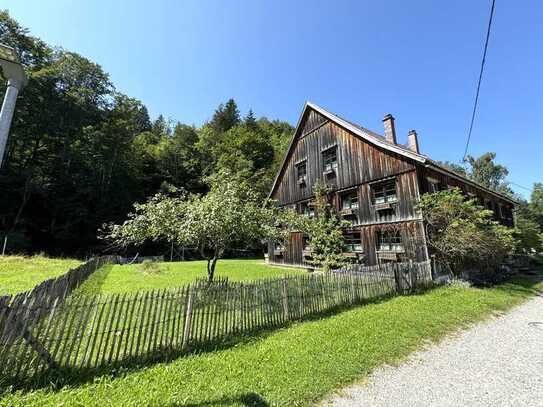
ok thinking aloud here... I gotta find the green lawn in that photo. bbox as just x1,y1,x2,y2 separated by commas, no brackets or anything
2,278,540,407
0,255,81,295
75,259,306,295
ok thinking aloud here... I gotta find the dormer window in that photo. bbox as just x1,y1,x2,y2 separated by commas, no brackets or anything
322,146,338,175
296,160,307,186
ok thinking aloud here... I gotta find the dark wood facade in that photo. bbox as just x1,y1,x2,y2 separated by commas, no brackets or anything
268,103,515,268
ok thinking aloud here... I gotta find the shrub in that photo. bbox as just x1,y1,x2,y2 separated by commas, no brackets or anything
138,259,161,274
447,278,472,289
305,181,349,272
416,188,514,276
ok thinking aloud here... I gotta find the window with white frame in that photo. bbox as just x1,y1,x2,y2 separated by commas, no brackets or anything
322,146,338,173
341,191,359,210
372,179,398,205
343,230,363,252
376,230,403,252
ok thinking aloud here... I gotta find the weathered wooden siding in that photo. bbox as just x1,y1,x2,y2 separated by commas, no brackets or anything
334,170,421,225
268,105,514,269
271,109,416,205
268,232,303,267
360,221,427,265
268,221,427,267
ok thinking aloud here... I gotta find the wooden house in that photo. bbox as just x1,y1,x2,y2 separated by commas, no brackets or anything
267,102,516,267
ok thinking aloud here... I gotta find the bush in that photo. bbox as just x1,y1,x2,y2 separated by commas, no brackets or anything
138,259,161,274
447,278,472,289
305,181,349,272
416,188,514,276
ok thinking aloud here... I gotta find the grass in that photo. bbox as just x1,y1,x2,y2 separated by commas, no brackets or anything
1,278,541,406
74,259,306,295
0,255,81,295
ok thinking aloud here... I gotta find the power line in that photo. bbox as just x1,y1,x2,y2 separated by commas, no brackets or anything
462,0,496,161
509,181,533,193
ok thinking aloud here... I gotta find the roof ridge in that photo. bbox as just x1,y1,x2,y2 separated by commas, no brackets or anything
306,101,427,158
269,102,515,204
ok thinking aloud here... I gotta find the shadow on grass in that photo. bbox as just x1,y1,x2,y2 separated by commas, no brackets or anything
164,392,269,407
0,290,407,393
494,276,543,297
71,264,114,297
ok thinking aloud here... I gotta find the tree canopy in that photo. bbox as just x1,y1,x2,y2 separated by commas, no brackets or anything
439,152,512,195
0,11,294,256
465,152,511,194
102,173,304,280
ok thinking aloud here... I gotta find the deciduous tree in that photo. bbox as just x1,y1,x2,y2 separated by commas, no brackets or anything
417,188,514,275
102,173,304,281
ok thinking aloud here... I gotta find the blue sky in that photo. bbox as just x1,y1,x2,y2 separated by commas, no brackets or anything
3,0,542,198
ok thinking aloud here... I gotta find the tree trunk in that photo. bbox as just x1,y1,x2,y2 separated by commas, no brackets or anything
207,256,218,282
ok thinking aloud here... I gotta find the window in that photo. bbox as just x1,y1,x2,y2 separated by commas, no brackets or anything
484,199,492,211
376,230,403,252
299,201,315,218
343,231,363,252
372,179,397,205
322,146,338,173
303,235,311,251
340,191,359,224
427,177,441,193
497,203,503,219
502,205,513,221
296,161,307,185
341,191,359,210
273,241,285,256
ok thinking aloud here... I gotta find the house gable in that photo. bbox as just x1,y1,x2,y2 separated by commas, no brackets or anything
270,104,417,204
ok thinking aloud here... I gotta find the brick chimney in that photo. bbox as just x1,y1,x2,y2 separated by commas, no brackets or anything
407,130,420,154
382,114,396,144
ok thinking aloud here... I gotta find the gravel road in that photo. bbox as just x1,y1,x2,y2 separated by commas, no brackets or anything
324,294,543,407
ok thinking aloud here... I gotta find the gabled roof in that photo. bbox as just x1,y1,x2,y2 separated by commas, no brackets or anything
269,102,516,204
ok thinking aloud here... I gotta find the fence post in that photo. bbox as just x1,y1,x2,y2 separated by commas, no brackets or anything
408,259,414,292
182,287,194,349
281,279,289,321
393,264,402,294
349,273,356,303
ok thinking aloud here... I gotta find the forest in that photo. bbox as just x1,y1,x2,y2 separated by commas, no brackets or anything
0,11,541,258
0,11,293,256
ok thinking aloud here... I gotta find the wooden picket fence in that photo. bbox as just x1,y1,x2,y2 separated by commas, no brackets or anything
0,260,432,384
334,260,433,294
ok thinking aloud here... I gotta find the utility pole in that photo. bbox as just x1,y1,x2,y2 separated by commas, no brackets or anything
0,44,27,167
